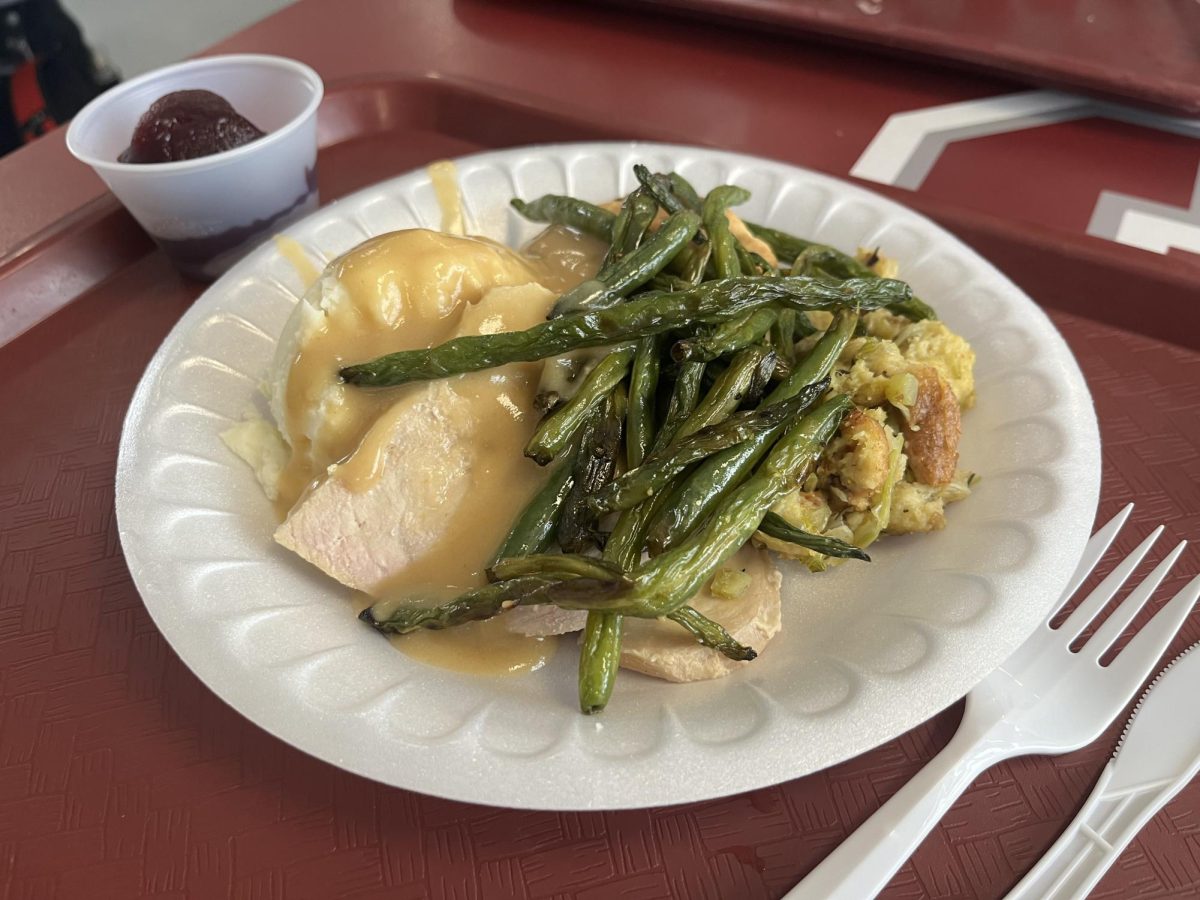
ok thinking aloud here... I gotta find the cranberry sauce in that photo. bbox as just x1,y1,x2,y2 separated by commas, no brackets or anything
118,90,266,164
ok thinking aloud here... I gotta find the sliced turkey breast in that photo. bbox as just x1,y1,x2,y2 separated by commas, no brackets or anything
620,545,782,683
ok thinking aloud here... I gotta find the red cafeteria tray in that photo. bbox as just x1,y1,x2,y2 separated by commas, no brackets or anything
612,0,1200,116
1,2,1199,897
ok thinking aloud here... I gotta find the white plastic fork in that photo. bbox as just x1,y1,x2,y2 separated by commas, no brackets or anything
785,504,1200,900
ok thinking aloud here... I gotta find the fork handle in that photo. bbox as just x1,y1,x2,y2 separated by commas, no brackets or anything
1003,761,1199,900
784,722,1012,900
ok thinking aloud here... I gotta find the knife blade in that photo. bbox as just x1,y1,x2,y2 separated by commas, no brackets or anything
1108,639,1200,792
1005,640,1200,900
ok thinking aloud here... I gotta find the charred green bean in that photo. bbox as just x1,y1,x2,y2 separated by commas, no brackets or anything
511,195,615,240
525,344,635,466
339,278,907,387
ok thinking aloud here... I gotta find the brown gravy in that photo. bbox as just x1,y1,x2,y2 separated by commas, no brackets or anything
273,234,320,290
351,592,558,676
275,222,605,676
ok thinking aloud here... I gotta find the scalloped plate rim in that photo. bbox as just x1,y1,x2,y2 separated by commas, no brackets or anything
115,141,1101,810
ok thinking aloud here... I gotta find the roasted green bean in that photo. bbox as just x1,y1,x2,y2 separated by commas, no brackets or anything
339,277,907,387
599,187,658,276
672,308,777,362
491,444,579,563
675,346,771,440
745,221,818,263
743,349,778,408
657,360,705,449
667,606,757,661
634,164,690,216
590,385,822,515
551,209,702,316
757,512,871,561
594,395,852,617
774,309,797,365
579,611,623,714
361,574,634,633
667,172,703,211
558,391,623,553
800,248,938,322
360,577,556,634
648,273,696,293
525,344,635,465
488,553,632,585
737,245,777,277
646,311,858,553
750,222,937,321
702,185,752,280
511,195,615,240
626,335,661,468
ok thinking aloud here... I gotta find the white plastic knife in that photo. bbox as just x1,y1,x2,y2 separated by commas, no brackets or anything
1005,640,1200,900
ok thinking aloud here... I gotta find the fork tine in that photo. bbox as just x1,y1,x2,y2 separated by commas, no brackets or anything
1085,541,1187,660
1051,504,1133,617
1059,526,1164,642
1107,574,1200,686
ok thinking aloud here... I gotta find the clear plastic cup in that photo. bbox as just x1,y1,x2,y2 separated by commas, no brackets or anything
66,54,323,280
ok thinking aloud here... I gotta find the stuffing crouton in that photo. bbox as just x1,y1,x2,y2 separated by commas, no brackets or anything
818,409,893,511
861,309,911,340
886,473,974,534
830,337,910,408
902,366,962,486
896,319,976,409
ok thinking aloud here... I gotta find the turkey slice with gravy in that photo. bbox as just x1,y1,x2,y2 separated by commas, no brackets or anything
507,545,783,683
260,230,560,594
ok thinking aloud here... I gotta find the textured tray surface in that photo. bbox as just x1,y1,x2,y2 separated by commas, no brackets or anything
2,292,1196,895
1,0,1199,895
619,0,1200,114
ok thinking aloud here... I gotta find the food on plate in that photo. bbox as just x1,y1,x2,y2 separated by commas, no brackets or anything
619,544,781,683
118,89,265,163
224,162,976,713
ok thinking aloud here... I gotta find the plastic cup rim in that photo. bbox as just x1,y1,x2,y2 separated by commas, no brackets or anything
65,53,324,176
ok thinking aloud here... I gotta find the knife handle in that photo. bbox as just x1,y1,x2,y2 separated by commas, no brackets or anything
1003,761,1196,900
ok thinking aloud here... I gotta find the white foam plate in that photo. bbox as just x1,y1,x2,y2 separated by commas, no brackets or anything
115,142,1100,810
